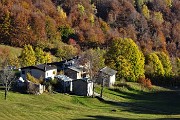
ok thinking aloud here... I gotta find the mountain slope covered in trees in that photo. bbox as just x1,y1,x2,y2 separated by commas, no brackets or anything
0,0,179,56
0,0,179,85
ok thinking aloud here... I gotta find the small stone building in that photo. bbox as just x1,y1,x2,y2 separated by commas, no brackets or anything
21,64,57,80
64,66,84,79
55,75,73,93
72,78,93,96
98,66,117,87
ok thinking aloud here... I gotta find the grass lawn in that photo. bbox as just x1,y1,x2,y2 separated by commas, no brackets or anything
0,82,180,120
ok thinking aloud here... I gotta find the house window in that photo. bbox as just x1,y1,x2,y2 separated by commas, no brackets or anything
22,71,25,74
47,72,48,76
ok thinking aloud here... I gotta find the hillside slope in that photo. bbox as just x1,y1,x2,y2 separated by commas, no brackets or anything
0,83,180,120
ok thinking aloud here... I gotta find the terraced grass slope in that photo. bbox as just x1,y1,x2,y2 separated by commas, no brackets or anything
0,82,180,120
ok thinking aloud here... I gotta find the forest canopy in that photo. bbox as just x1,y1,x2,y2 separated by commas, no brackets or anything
0,0,179,57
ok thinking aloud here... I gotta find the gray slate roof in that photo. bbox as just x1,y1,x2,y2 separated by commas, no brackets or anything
100,66,117,76
21,64,57,72
55,75,72,81
68,66,83,72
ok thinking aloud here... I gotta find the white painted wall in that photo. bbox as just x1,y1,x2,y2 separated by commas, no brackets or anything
21,68,57,80
109,75,116,87
39,84,45,94
45,69,57,79
77,72,82,79
87,82,93,96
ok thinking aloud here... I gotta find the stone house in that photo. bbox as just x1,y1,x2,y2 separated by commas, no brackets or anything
21,64,57,80
98,66,117,87
72,78,93,96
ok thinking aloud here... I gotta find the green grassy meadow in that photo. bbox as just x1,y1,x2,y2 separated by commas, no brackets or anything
0,83,180,120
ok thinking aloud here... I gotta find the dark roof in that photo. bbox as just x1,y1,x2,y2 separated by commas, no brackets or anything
21,64,57,72
100,66,117,76
47,61,66,66
73,78,93,83
67,66,83,72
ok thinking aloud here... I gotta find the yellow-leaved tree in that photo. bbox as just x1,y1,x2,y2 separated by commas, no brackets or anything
106,38,145,82
19,44,36,67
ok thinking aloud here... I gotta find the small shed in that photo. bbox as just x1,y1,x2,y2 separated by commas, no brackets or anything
98,66,117,87
72,78,93,96
55,75,73,93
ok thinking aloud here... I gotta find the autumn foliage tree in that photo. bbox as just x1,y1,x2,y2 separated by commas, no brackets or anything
35,47,46,65
0,9,12,45
20,45,52,67
106,38,145,82
145,52,165,78
19,44,36,67
156,52,173,77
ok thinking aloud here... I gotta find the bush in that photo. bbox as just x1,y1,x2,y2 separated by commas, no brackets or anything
138,77,152,89
26,82,39,94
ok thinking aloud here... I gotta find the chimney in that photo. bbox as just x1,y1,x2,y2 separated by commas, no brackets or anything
44,66,46,71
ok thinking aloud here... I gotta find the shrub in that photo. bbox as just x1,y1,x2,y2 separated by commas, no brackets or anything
138,77,152,89
26,82,39,94
26,73,41,84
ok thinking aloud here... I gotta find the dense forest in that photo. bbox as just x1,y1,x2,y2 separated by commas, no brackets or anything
0,0,179,86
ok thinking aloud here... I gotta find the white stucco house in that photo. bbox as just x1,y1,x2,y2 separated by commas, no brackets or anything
20,64,57,80
98,66,117,87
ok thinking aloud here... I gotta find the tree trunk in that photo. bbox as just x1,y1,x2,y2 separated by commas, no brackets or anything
5,82,7,100
100,85,104,98
100,79,104,98
92,83,95,98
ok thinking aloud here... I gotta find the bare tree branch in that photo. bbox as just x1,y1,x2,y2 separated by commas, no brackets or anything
0,67,16,100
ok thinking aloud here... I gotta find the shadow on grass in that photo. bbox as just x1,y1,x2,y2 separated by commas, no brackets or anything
100,88,180,115
72,115,140,120
0,84,5,90
72,115,180,120
0,87,5,91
